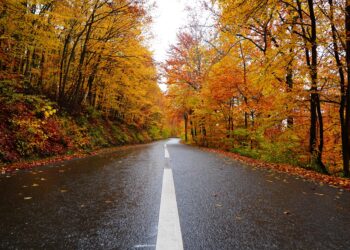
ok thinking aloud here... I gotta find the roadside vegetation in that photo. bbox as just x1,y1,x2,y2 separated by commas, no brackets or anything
0,0,171,166
2,0,350,180
165,0,350,177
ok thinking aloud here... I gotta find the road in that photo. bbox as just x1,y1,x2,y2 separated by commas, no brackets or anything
1,138,350,249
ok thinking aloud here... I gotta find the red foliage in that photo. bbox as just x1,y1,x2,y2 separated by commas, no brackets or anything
40,118,68,156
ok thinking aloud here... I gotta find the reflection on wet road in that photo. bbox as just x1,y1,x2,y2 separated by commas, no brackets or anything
1,138,350,249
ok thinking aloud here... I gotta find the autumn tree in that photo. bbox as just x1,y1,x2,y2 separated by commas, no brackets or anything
164,0,350,175
0,0,166,138
164,29,211,142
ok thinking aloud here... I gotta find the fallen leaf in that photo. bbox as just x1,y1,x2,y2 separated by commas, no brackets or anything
202,148,350,191
314,193,324,196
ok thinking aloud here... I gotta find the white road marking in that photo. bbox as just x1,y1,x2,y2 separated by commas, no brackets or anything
164,144,170,158
156,146,183,250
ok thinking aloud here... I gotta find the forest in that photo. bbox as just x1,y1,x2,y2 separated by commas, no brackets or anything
0,0,350,178
165,0,350,177
0,0,171,164
1,1,350,248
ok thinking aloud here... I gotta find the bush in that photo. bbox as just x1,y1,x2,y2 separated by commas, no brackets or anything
86,107,102,120
88,125,109,147
135,132,144,142
148,126,161,140
231,147,260,159
0,81,162,164
259,131,302,165
161,128,171,139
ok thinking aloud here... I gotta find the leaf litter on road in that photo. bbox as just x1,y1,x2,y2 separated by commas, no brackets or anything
314,193,325,196
202,148,350,190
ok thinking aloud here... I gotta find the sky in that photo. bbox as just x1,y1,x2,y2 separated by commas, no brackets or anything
151,0,188,63
150,0,190,91
150,0,212,91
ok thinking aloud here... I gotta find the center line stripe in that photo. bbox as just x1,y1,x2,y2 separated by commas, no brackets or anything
156,169,183,250
156,146,183,250
164,144,170,158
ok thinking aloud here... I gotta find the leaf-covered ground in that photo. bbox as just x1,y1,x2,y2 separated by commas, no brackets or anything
202,147,350,191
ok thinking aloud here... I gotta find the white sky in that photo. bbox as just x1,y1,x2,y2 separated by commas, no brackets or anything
151,0,188,63
150,0,210,91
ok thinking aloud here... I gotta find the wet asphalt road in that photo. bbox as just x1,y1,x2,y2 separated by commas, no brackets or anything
1,138,350,249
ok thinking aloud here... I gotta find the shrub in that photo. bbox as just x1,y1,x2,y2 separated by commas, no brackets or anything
148,126,161,140
231,147,260,159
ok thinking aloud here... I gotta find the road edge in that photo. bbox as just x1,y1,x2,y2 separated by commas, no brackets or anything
184,143,350,191
1,140,165,174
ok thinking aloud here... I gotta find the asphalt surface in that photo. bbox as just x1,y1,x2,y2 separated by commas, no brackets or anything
1,138,350,249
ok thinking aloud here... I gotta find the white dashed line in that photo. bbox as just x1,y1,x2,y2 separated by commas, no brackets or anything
164,144,170,158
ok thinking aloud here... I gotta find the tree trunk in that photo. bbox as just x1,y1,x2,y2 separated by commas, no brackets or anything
344,0,350,176
286,52,294,128
328,0,348,176
184,112,188,142
70,12,95,111
307,0,327,173
37,50,45,93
